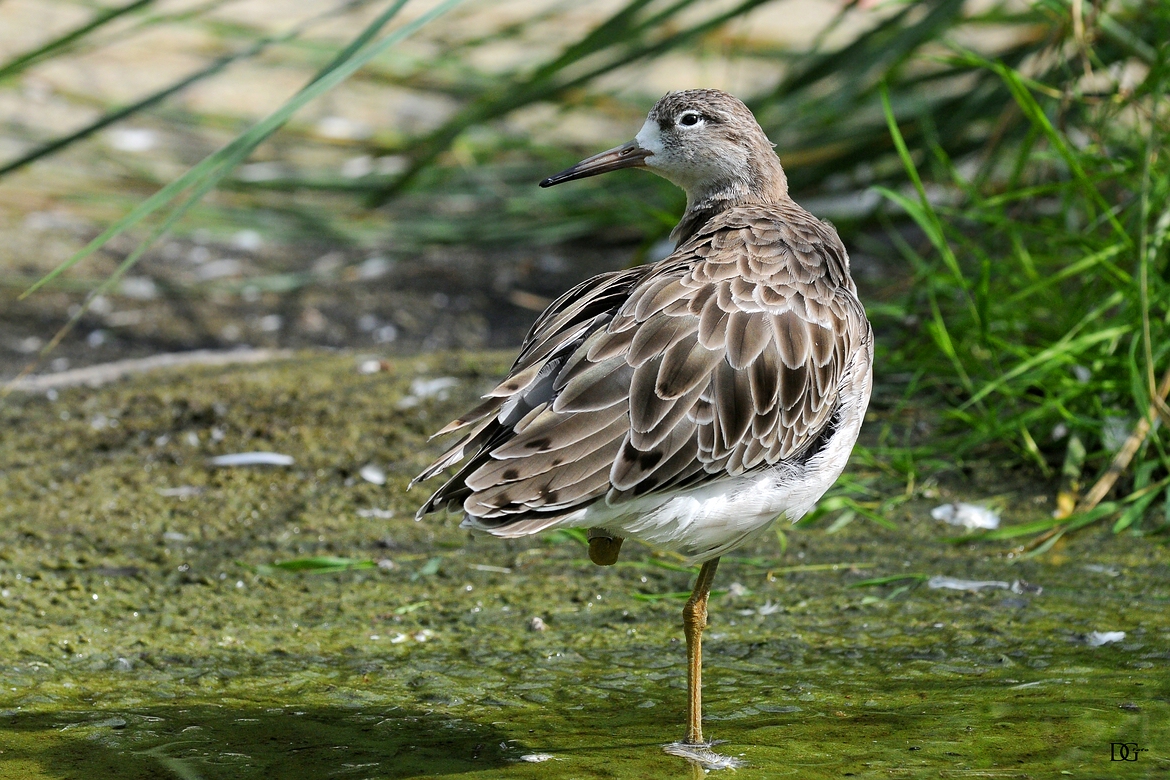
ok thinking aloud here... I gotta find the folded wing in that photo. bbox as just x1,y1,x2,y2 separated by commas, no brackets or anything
414,204,868,534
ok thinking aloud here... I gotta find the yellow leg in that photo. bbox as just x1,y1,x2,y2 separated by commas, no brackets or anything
682,557,720,745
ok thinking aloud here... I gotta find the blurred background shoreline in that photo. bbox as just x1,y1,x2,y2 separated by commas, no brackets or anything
0,0,1002,377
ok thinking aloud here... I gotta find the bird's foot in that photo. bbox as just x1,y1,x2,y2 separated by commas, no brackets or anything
586,529,623,565
663,740,745,771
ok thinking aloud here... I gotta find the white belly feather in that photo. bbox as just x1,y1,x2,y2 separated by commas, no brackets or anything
549,351,871,563
566,397,865,561
458,311,874,565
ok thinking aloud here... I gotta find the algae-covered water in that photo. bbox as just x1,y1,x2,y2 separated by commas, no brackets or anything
0,353,1166,779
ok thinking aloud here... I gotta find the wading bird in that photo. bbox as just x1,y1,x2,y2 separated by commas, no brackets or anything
413,89,872,747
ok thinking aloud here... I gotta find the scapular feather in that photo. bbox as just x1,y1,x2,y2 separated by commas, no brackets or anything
415,191,873,538
553,357,633,413
466,412,627,490
712,358,753,451
656,333,723,399
493,401,626,459
627,314,696,367
724,309,771,369
698,292,730,349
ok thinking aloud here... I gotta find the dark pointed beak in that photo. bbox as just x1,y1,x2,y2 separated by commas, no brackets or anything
539,140,651,187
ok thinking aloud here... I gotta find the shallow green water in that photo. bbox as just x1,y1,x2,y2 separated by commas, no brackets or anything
1,354,1167,778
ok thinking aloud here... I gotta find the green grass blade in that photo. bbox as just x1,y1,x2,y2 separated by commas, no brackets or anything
272,556,377,573
848,574,929,589
962,323,1129,409
0,0,155,82
0,24,302,179
369,0,771,203
991,60,1132,246
33,156,240,358
19,0,460,300
878,84,976,319
1005,244,1130,303
632,589,729,603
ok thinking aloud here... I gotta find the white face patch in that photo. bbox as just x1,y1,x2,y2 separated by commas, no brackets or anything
634,119,665,164
631,113,734,194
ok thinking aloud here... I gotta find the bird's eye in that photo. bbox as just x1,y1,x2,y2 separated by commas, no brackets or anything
677,112,703,127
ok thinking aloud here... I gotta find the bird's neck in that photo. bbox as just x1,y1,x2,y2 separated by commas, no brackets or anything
671,154,790,244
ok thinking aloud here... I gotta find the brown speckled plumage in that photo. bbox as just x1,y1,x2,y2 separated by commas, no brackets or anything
411,88,874,748
414,92,871,537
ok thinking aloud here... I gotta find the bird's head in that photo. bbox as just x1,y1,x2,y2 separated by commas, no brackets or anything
540,89,787,206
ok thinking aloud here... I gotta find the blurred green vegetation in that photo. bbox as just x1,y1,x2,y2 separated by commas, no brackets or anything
3,0,1169,541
